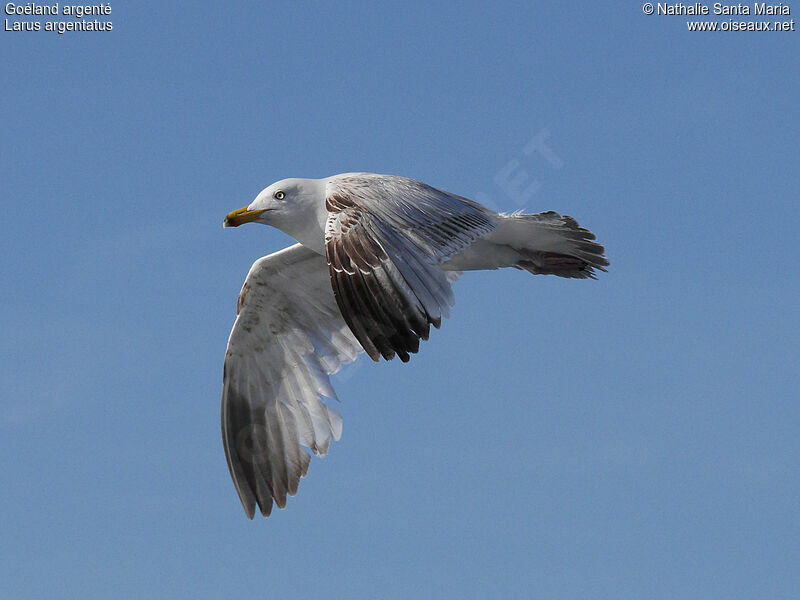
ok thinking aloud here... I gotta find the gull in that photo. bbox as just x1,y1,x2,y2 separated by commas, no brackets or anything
222,172,608,518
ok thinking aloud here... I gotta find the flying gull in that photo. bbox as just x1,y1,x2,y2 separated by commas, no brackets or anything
222,172,608,518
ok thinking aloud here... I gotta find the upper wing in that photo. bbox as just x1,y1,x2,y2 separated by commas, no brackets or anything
324,174,496,362
221,243,363,518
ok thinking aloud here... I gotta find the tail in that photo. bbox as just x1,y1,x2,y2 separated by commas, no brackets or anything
486,211,609,279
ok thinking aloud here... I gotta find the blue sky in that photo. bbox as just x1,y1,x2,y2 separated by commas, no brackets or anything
2,2,798,598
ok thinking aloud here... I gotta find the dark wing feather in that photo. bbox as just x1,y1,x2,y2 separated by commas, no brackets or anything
324,174,496,362
221,244,362,518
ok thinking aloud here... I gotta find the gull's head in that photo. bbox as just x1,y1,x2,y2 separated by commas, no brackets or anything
223,178,322,228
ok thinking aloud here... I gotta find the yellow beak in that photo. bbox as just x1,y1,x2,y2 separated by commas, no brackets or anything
223,206,268,228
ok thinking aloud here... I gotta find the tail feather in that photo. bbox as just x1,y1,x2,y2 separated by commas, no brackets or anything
491,211,609,279
515,250,600,279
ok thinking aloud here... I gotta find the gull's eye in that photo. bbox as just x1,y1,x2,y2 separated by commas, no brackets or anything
274,191,285,200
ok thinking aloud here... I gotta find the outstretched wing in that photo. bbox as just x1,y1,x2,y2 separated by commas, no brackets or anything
221,244,363,518
324,174,496,363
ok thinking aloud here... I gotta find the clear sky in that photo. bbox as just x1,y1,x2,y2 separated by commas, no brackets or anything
2,2,798,598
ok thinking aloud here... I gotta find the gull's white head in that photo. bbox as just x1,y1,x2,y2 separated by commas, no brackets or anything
223,178,324,228
224,177,329,253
